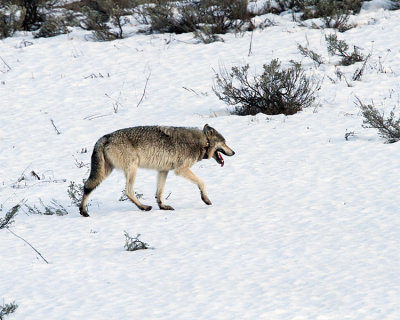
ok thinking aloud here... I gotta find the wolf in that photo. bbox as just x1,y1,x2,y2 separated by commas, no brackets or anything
79,124,235,216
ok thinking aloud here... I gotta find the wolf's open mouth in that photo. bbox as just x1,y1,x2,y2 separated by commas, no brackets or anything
216,151,224,167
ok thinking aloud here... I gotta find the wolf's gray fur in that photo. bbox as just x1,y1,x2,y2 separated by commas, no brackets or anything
79,124,235,216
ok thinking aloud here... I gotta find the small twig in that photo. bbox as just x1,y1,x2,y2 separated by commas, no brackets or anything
84,73,95,79
182,86,199,96
50,119,61,135
0,56,11,73
30,170,40,180
87,114,112,120
6,228,49,264
12,178,67,189
335,68,352,87
83,113,112,121
84,73,107,79
72,155,89,168
105,92,123,113
104,93,117,102
352,53,371,81
345,131,356,141
137,70,152,108
248,31,253,56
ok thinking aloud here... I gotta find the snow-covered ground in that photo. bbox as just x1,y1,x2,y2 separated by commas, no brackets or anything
1,2,400,319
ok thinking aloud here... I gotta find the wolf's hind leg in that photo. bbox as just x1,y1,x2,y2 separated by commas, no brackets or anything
125,162,152,211
156,171,174,210
175,167,212,205
80,184,95,217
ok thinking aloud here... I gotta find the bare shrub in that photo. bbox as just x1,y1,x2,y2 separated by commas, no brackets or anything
25,199,68,216
0,5,23,39
352,53,371,81
0,204,22,229
199,0,252,35
139,0,252,42
67,180,84,207
124,232,150,251
302,0,363,31
213,59,319,116
81,0,136,40
139,1,197,34
12,0,56,31
193,29,224,44
390,0,400,10
0,0,63,38
34,15,68,38
261,0,305,14
80,6,108,31
119,189,143,201
325,34,364,66
356,97,400,143
0,300,18,320
297,42,324,66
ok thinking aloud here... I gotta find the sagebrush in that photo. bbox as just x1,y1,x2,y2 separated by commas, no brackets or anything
0,301,18,320
80,0,136,41
213,59,319,116
302,0,363,31
34,15,68,38
297,42,324,66
25,199,68,216
0,5,23,39
0,204,21,229
124,232,150,251
356,97,400,143
138,0,252,42
67,180,84,207
325,34,364,66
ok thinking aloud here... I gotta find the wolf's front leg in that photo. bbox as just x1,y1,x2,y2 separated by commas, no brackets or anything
175,167,212,206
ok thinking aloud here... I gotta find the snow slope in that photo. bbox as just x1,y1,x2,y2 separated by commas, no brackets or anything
1,2,400,319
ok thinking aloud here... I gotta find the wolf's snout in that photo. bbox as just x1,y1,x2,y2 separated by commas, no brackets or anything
219,146,235,156
225,147,235,156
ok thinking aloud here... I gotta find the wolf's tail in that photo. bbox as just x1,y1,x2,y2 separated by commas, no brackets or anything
84,136,113,193
79,136,114,216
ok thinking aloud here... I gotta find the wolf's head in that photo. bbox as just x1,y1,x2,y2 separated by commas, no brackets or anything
203,124,235,167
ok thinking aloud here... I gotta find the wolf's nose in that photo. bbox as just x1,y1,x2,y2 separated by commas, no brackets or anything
231,150,235,156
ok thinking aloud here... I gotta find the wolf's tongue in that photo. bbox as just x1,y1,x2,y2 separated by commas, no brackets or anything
218,152,224,167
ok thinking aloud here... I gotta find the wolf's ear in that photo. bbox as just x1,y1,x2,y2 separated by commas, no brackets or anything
203,124,216,137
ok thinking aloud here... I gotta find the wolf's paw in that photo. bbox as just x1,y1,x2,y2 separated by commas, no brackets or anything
201,194,212,206
79,207,90,217
140,205,152,211
159,204,175,210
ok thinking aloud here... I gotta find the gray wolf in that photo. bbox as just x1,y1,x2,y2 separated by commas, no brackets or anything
79,124,235,217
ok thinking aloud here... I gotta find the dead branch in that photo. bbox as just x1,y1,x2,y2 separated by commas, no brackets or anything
6,228,49,264
137,70,152,108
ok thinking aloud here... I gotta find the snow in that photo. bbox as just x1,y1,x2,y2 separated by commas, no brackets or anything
361,0,394,11
1,2,400,319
